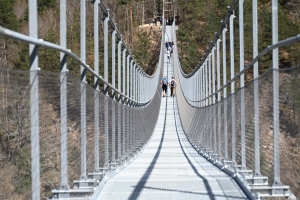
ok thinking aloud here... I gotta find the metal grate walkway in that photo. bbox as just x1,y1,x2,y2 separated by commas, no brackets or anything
96,27,248,199
96,94,248,200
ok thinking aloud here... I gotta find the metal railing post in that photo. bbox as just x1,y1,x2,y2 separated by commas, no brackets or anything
253,0,261,178
117,38,122,162
212,47,216,102
199,69,201,107
145,73,148,102
142,72,144,103
195,75,198,106
136,68,139,102
196,70,199,107
134,65,137,101
190,74,192,100
131,61,135,153
111,28,117,164
130,60,134,99
239,0,246,170
104,9,109,168
133,65,137,151
137,69,140,103
202,67,204,107
208,53,211,106
196,75,198,107
94,0,100,173
194,75,196,105
216,39,221,154
123,49,126,96
272,0,283,191
127,56,130,97
126,56,130,157
118,39,122,96
222,27,227,158
196,71,199,107
129,60,133,155
145,75,148,102
192,75,194,104
208,53,212,147
200,66,202,107
230,13,236,164
205,60,208,106
144,74,149,99
193,71,196,106
138,68,140,102
212,47,216,153
200,65,204,108
198,69,201,107
112,28,116,95
125,55,130,158
59,0,69,191
140,70,142,102
80,0,87,180
122,49,126,160
29,0,41,198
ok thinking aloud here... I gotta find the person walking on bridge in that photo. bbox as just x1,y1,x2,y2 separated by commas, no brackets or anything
160,75,168,97
169,76,177,97
165,41,169,52
167,49,171,63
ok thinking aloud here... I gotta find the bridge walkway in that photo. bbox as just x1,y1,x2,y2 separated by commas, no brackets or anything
95,26,248,200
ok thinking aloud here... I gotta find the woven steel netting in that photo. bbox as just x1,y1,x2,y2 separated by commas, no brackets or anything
175,63,300,197
0,66,162,199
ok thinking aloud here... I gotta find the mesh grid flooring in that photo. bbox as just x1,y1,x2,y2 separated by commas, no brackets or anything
96,27,248,200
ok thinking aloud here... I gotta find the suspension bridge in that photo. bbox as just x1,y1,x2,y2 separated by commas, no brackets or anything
0,0,299,200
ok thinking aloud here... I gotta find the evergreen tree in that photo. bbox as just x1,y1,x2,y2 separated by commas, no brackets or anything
0,0,19,30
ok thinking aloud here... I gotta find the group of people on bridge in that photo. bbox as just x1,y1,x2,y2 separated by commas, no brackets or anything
160,75,177,97
165,41,174,63
151,17,175,26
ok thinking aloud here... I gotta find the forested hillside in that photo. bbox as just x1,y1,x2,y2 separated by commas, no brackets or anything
176,0,300,74
0,0,163,77
0,0,299,75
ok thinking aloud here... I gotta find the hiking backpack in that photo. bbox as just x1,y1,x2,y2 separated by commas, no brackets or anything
171,80,175,87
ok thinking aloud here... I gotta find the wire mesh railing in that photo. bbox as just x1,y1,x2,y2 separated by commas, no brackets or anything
172,0,300,198
0,0,167,199
0,66,163,199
